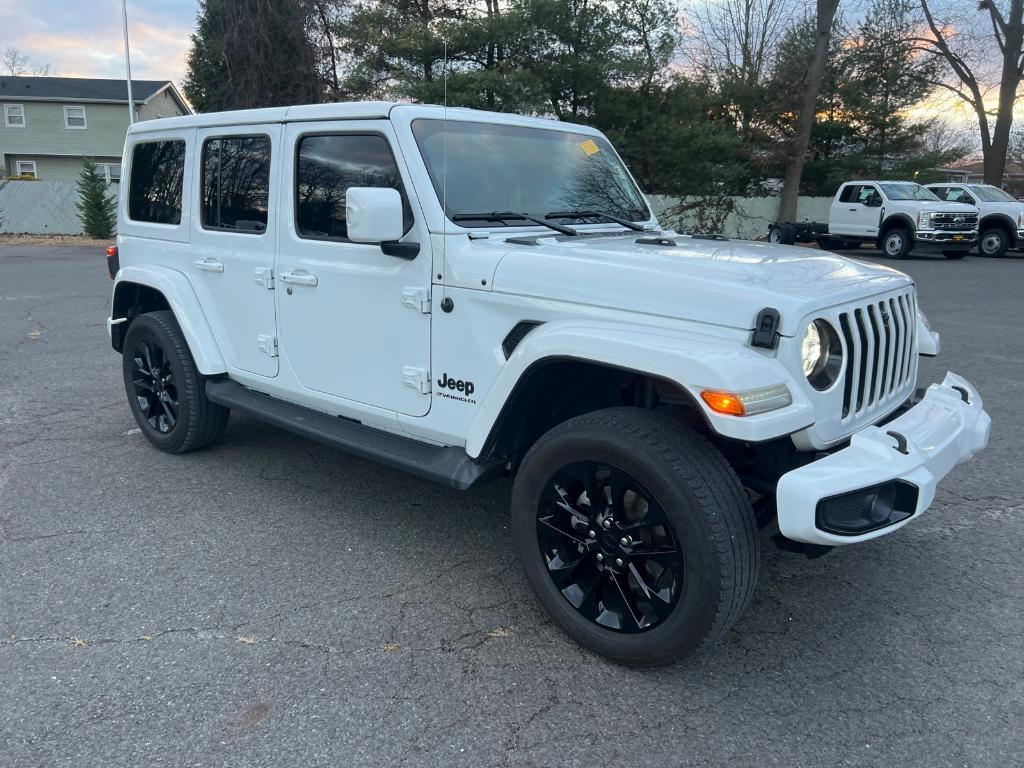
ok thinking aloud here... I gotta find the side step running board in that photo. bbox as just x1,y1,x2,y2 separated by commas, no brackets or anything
205,379,501,490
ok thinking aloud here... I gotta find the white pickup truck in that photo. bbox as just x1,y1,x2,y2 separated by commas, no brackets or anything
106,104,990,665
925,182,1024,258
770,180,979,258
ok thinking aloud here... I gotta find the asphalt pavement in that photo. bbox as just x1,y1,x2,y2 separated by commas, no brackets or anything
1,244,1021,767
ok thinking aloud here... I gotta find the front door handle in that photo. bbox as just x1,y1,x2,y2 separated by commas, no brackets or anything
279,270,318,287
192,258,224,273
849,207,858,211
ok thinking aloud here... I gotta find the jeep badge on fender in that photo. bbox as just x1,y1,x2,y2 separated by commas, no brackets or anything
106,102,990,666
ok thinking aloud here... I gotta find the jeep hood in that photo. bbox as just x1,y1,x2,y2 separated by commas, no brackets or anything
490,234,912,336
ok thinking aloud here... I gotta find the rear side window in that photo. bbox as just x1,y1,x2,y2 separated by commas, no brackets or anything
295,134,412,241
201,136,271,233
128,140,186,225
839,185,861,203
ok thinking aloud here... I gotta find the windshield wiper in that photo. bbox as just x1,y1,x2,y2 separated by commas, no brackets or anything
545,210,646,232
450,211,578,236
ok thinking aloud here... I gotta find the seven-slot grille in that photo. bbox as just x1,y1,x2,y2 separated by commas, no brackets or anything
837,288,918,421
930,212,978,231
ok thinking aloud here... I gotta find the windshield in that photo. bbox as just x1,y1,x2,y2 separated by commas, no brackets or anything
411,119,650,225
879,183,939,201
968,185,1017,203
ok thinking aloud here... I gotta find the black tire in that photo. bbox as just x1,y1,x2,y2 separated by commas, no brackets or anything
769,223,795,245
978,226,1010,258
122,310,229,453
511,407,759,666
943,250,968,260
881,227,912,259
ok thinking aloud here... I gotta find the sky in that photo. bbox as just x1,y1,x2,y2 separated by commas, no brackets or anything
0,0,197,84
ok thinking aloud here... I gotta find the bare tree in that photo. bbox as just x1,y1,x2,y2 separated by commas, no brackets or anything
2,48,51,76
777,0,841,222
917,1,1023,185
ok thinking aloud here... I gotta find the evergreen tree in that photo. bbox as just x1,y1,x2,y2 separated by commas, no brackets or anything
183,0,324,112
76,160,116,239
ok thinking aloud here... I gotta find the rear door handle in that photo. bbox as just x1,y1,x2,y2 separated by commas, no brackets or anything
192,258,224,273
279,270,318,287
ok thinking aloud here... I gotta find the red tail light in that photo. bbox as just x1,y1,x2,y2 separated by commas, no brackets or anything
106,245,119,279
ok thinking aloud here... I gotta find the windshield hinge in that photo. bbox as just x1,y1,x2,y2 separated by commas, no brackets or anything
402,366,430,394
254,267,274,289
401,287,431,314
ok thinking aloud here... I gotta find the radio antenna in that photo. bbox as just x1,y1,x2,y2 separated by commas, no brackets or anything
440,33,449,301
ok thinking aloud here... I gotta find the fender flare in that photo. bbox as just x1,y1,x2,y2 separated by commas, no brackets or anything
880,213,915,236
978,213,1016,235
112,265,227,375
464,319,815,457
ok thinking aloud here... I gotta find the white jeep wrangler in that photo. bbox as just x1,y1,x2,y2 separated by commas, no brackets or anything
106,104,991,665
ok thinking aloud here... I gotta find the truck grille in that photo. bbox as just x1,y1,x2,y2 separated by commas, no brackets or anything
931,212,978,231
837,288,918,421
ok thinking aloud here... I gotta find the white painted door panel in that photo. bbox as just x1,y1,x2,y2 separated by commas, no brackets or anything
276,121,432,417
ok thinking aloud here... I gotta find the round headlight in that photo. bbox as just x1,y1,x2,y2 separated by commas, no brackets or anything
801,319,842,390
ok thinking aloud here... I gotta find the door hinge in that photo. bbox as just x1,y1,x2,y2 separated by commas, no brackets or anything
257,335,278,357
254,267,274,289
401,287,431,314
402,366,430,394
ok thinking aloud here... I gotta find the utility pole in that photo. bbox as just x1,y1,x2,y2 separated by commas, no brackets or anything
121,0,135,124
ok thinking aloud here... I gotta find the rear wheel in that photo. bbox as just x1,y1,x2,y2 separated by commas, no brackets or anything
769,223,795,245
881,228,912,259
978,227,1010,258
122,311,229,453
511,407,759,666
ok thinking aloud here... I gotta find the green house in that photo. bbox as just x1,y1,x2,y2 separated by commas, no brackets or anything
0,76,190,182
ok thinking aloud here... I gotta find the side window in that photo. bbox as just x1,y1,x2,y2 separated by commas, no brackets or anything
201,135,271,233
128,140,186,225
929,187,947,200
839,185,860,203
857,186,877,204
295,134,412,241
945,188,965,202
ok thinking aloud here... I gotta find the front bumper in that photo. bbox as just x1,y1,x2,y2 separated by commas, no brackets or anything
914,231,976,250
776,372,990,545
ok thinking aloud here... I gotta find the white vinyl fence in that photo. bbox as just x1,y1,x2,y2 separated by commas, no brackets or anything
0,179,830,240
0,179,115,236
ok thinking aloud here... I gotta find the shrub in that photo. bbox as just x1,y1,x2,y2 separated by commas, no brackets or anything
76,159,117,239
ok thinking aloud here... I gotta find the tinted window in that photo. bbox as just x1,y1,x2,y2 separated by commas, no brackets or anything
878,183,939,201
129,140,186,224
295,134,412,241
839,185,861,203
202,136,271,233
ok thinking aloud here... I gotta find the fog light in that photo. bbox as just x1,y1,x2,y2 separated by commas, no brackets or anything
815,481,918,536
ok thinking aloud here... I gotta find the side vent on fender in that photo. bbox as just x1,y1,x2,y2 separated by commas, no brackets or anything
502,321,543,359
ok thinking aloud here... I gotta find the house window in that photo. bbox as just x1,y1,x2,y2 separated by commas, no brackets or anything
94,163,122,184
64,105,87,129
128,139,186,225
201,135,271,233
4,104,25,128
15,160,38,178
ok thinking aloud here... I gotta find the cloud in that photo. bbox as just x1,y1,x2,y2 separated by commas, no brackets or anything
0,0,196,85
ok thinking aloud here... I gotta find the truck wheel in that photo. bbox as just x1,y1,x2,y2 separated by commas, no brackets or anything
881,228,912,259
122,311,229,453
943,251,967,260
511,407,759,666
978,227,1009,258
769,223,795,245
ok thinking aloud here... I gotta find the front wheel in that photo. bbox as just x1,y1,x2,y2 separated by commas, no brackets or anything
978,227,1010,258
881,228,912,259
122,311,229,453
511,408,759,666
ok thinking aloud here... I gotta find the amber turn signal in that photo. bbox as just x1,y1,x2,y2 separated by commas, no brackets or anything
700,389,745,416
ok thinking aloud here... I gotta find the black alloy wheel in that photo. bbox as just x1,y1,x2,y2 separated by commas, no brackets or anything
130,339,179,434
537,460,683,633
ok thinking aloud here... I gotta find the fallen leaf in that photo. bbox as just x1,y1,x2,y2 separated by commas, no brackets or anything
238,635,257,645
141,635,153,641
70,637,86,648
28,329,42,340
487,628,510,638
380,641,399,652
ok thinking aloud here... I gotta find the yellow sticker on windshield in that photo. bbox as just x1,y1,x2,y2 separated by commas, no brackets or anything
580,139,600,156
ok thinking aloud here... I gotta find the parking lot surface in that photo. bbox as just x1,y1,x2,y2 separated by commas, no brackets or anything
1,244,1021,767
